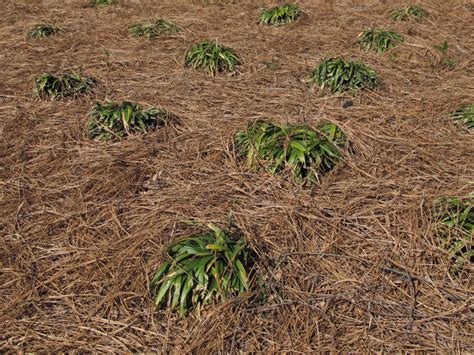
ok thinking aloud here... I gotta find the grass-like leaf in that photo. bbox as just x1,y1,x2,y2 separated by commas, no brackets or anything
389,5,427,21
449,104,474,129
235,120,346,185
88,101,174,141
308,57,380,94
129,17,182,38
34,71,96,100
259,3,301,25
357,28,404,53
185,40,240,76
432,41,456,69
151,223,251,316
90,0,116,6
27,24,60,39
434,196,473,274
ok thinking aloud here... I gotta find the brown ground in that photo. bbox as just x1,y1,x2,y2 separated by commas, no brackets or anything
1,0,473,352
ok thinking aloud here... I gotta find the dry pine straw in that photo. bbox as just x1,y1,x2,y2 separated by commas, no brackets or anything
1,0,473,352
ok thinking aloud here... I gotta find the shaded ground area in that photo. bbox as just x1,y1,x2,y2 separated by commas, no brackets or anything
1,0,473,352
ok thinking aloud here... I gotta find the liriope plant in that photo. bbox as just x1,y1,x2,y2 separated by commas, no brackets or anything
308,57,380,94
88,101,175,140
449,104,474,129
27,24,60,39
434,196,473,274
235,120,346,185
34,71,96,99
259,3,301,25
129,17,182,38
185,40,240,75
90,0,116,6
357,28,404,53
389,5,427,21
151,223,252,316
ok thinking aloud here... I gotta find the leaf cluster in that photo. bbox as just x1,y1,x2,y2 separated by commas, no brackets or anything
435,196,473,273
308,57,380,94
90,0,116,6
27,24,60,39
129,17,182,38
151,224,251,316
185,40,240,76
389,5,427,21
259,3,301,25
432,41,456,69
449,104,474,129
34,71,96,100
88,101,174,140
235,120,346,185
357,28,404,53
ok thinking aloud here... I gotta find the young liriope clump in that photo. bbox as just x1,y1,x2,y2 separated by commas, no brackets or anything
185,40,240,76
259,3,301,25
129,17,182,38
357,28,404,53
27,24,60,39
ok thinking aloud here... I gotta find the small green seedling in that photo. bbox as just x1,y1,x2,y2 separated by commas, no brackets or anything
389,5,427,21
432,41,456,69
129,17,182,38
235,120,346,185
90,0,116,6
308,57,380,94
259,3,301,25
449,104,474,129
88,101,175,141
34,71,96,99
27,24,60,39
185,40,240,76
151,223,252,316
357,28,404,53
434,196,473,274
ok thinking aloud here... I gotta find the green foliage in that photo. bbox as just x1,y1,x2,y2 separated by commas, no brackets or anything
27,24,60,39
185,40,240,76
151,223,251,316
129,17,182,38
449,104,474,129
435,196,473,274
308,58,380,94
235,120,346,185
34,72,96,99
88,101,174,141
389,5,427,21
357,28,404,53
90,0,116,6
432,41,456,69
259,3,301,25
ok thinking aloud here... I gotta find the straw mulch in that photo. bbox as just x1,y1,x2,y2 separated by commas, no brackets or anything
1,0,473,352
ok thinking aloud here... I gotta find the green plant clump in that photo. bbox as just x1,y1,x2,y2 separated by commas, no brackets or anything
34,72,96,99
259,3,301,25
449,104,474,129
432,41,456,69
389,5,427,21
308,57,380,94
88,101,174,140
357,28,404,53
27,24,60,39
129,17,182,38
435,196,473,273
235,120,346,185
151,223,251,316
185,40,240,76
90,0,116,6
